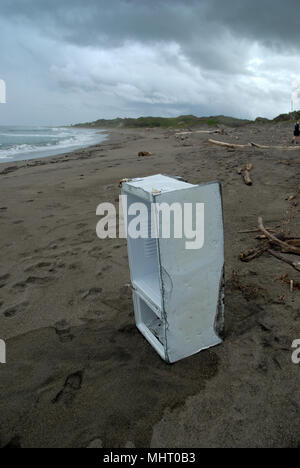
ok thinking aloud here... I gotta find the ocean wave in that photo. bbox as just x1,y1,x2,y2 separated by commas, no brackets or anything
0,133,60,138
0,128,107,161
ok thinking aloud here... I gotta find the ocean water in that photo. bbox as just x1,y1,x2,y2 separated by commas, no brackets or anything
0,126,107,163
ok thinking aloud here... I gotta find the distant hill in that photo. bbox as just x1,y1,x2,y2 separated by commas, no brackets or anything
73,114,251,129
73,111,300,129
273,110,300,122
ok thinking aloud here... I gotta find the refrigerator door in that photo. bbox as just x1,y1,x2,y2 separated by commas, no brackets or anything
154,181,224,363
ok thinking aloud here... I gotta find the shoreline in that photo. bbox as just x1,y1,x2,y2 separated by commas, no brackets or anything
0,127,109,165
0,129,115,171
0,123,299,447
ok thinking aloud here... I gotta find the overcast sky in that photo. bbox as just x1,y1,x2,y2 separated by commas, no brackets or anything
1,0,300,126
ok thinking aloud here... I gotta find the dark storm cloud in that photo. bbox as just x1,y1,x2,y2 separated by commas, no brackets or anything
1,0,299,50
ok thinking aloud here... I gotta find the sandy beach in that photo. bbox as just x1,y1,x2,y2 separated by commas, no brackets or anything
0,124,299,448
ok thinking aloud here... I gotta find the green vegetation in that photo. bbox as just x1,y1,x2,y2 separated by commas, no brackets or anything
273,110,300,123
74,111,300,129
74,114,251,129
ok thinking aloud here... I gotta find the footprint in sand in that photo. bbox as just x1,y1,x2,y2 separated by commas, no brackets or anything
52,371,83,406
68,262,81,271
0,273,10,288
80,309,105,322
13,276,54,291
81,288,103,300
96,264,112,276
3,301,29,318
88,246,103,258
54,320,74,343
24,262,52,273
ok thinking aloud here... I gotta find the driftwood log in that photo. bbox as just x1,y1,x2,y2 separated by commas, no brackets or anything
240,246,268,262
243,170,253,186
280,160,300,165
268,250,300,272
238,227,278,234
176,129,224,137
208,139,300,151
258,217,300,255
208,139,250,149
237,163,253,185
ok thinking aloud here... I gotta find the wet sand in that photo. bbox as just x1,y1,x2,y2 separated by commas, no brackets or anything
0,124,299,447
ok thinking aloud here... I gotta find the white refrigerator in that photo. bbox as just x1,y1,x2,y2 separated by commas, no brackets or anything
121,174,224,363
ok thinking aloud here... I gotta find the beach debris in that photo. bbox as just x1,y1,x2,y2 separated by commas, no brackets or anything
239,214,300,274
249,142,300,150
231,270,262,300
208,139,249,150
208,138,300,151
237,162,253,185
118,178,130,187
268,249,300,272
258,217,300,255
175,129,226,137
238,226,279,234
243,169,253,186
275,273,300,290
287,193,297,202
240,246,267,262
280,160,300,165
138,151,153,157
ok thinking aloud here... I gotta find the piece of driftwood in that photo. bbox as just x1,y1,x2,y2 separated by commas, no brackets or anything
250,142,300,150
286,239,300,247
238,226,278,234
176,130,222,137
240,246,267,262
268,249,300,272
237,162,253,185
280,160,300,165
243,170,253,186
258,217,300,255
208,139,250,149
209,139,300,151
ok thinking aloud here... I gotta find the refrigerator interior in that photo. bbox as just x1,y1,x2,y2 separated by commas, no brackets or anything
126,193,162,311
